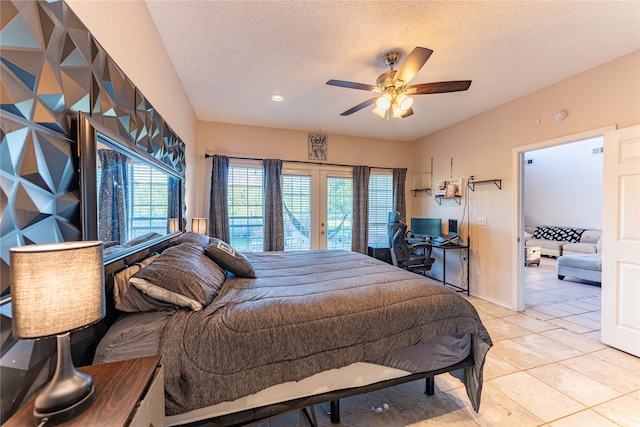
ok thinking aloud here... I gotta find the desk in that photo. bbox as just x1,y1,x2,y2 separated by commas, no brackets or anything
428,242,470,295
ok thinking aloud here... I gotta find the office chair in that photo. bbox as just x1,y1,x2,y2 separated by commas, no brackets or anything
388,212,435,275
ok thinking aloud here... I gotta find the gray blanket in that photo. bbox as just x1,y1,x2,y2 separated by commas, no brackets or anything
160,250,492,415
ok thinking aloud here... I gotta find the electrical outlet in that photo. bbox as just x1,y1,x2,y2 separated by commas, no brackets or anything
476,217,487,226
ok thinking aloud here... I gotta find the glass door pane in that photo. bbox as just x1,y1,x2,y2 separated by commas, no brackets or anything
325,176,352,250
283,174,312,250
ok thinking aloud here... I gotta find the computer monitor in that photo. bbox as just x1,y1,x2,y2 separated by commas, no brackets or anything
448,219,458,236
410,218,442,238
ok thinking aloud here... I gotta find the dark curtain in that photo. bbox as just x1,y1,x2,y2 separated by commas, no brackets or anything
263,159,284,251
167,176,180,232
351,165,371,254
392,168,407,222
97,149,128,244
208,155,230,242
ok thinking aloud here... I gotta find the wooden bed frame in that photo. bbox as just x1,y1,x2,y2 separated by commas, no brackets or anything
95,237,475,427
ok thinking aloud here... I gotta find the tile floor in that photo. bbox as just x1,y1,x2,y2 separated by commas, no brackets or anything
252,256,639,426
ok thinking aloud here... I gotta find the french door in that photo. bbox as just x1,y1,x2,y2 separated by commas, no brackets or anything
282,168,353,250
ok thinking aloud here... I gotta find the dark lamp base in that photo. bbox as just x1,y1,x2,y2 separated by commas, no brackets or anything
33,386,95,425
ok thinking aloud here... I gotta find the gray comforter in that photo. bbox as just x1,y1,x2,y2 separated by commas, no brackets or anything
160,250,492,415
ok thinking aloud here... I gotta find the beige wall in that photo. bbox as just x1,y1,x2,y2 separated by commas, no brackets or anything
195,122,412,216
411,50,640,307
65,0,199,223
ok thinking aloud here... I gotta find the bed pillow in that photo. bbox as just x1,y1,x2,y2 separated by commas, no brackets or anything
113,254,178,312
205,238,256,278
130,242,226,311
170,231,210,247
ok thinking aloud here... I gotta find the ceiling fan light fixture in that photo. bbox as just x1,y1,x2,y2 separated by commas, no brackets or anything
372,106,386,118
396,93,413,111
376,93,392,111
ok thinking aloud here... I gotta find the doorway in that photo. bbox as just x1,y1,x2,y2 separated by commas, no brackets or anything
513,126,614,314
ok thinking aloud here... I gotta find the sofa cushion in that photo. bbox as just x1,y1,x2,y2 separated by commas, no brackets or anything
562,242,598,255
580,230,602,244
533,226,584,243
557,253,602,271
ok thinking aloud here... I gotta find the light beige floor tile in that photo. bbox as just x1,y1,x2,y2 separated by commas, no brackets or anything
380,379,427,405
544,302,591,315
590,347,640,374
489,372,585,423
475,303,518,319
563,299,601,312
592,395,640,427
531,305,575,319
482,353,521,380
524,307,556,322
579,310,601,322
548,409,620,427
511,334,583,361
482,318,534,341
329,389,390,419
395,393,479,426
446,382,544,427
490,340,555,370
629,389,640,402
433,372,466,392
541,328,607,353
503,313,558,333
584,330,601,341
559,354,640,394
547,317,593,334
561,314,600,331
336,405,408,427
527,363,621,406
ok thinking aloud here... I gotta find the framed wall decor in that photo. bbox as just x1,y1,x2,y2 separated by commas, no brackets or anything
308,133,327,160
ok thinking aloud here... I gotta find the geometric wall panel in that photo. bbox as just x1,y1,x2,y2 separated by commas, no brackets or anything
1,0,186,421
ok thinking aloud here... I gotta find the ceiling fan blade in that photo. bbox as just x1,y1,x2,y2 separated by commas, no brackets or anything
340,98,377,116
392,47,433,86
326,79,378,92
406,80,472,95
401,108,414,118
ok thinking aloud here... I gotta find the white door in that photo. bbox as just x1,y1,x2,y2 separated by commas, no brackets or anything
318,171,353,250
601,125,640,356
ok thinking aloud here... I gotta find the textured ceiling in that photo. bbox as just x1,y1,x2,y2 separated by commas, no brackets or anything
145,1,640,141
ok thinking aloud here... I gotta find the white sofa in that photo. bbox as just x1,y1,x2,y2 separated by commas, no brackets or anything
524,226,602,257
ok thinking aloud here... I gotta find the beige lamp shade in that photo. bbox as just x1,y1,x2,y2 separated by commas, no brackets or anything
10,241,105,339
192,218,208,234
169,218,180,233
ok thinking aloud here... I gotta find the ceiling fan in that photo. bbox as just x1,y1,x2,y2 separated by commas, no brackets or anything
326,47,471,120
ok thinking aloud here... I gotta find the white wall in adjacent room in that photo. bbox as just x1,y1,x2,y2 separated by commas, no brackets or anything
524,136,603,229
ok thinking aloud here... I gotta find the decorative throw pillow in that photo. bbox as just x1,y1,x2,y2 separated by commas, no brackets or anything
533,226,584,243
205,238,256,278
130,242,226,311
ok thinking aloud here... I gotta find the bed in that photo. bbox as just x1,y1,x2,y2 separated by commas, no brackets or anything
94,232,492,426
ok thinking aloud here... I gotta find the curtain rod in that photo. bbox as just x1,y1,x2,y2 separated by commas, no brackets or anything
204,154,397,171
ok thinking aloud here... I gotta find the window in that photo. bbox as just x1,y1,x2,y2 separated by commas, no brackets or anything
228,166,263,251
282,174,312,250
368,174,393,246
128,163,169,239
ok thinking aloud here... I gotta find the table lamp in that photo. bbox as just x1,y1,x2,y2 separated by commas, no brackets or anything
10,241,105,424
192,218,208,234
168,217,180,233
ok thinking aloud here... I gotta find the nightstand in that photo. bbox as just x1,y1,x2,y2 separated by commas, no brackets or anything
5,355,164,427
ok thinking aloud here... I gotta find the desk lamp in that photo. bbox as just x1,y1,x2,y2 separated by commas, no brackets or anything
10,241,104,424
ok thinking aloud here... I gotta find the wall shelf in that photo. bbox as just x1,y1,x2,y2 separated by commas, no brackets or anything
435,196,461,205
467,179,502,191
411,188,432,197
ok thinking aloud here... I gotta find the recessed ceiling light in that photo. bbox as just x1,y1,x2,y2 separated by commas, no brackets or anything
271,94,284,102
